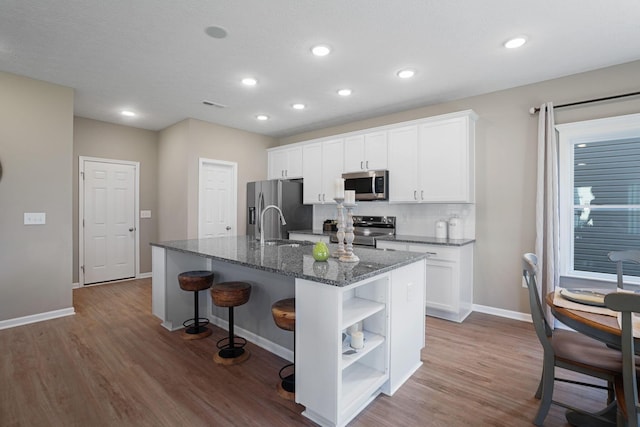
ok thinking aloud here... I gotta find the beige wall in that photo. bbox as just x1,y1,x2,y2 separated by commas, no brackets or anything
0,71,74,321
278,60,640,315
158,120,189,241
72,117,158,282
157,118,275,241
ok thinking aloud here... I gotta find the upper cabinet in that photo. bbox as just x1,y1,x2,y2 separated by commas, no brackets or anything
388,110,477,203
268,145,303,179
302,138,344,204
343,131,388,172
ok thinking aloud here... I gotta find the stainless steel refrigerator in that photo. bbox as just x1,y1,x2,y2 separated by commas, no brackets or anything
247,180,313,240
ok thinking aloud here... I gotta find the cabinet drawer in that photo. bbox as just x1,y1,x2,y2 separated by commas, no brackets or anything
407,245,458,262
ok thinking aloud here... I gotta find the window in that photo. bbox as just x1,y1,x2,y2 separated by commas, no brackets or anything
558,113,640,283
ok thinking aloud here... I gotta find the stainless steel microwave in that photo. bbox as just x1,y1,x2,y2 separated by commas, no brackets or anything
342,170,389,201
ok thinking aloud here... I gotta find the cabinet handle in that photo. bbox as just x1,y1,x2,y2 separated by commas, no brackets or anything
366,160,369,169
360,161,364,170
281,170,284,177
318,194,322,201
413,190,418,200
421,190,424,200
322,193,326,201
425,252,438,257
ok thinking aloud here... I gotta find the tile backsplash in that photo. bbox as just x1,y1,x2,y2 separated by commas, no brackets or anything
312,202,475,239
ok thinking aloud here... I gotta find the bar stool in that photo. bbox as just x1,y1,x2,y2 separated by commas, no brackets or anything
177,270,214,340
210,281,251,365
271,298,295,400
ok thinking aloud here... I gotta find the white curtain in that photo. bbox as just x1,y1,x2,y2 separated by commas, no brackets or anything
535,102,560,320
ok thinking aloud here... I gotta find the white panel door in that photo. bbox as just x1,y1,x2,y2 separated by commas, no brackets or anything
199,160,237,238
84,161,136,284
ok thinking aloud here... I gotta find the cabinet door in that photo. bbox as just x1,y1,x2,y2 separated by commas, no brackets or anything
302,143,323,204
424,258,458,313
388,125,419,202
364,131,388,170
268,149,288,179
321,138,344,202
343,135,365,172
285,146,303,178
419,117,471,202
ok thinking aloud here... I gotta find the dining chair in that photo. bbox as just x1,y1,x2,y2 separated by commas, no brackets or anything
608,250,640,290
523,253,621,426
604,291,640,426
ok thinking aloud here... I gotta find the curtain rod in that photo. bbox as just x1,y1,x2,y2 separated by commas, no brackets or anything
529,91,640,114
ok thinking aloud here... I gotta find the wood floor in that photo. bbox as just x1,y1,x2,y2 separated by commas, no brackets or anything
0,278,608,426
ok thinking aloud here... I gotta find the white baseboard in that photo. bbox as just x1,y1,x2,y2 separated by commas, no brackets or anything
472,304,532,323
208,315,294,362
72,282,80,289
137,272,152,279
0,307,75,330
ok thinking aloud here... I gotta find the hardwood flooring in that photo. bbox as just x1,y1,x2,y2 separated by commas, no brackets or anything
0,278,608,426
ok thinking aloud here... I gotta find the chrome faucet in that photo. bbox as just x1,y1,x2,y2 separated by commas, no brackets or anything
260,204,287,246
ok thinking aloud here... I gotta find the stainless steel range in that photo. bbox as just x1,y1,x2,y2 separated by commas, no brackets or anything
330,215,396,247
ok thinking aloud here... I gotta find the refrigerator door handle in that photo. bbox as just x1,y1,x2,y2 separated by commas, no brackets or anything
258,192,265,237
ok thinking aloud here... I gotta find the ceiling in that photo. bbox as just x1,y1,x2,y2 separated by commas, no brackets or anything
1,1,639,138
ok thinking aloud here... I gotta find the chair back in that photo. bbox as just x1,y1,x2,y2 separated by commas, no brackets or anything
523,253,553,354
604,292,640,426
608,250,640,290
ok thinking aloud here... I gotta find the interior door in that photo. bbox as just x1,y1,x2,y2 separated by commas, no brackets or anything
199,159,237,238
83,160,136,284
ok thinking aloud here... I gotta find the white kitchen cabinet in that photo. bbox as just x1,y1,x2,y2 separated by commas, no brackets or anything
268,145,303,179
343,131,388,172
388,110,477,203
288,232,330,244
302,138,344,204
376,240,473,322
295,260,425,427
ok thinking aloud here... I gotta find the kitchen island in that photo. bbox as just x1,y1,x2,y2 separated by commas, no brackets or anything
151,236,426,427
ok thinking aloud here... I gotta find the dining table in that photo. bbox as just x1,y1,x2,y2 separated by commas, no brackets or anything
545,290,633,427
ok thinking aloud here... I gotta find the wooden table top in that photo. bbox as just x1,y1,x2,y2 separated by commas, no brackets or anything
546,292,623,349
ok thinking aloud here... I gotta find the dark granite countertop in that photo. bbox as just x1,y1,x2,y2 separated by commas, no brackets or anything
151,236,426,287
376,234,475,247
289,229,475,247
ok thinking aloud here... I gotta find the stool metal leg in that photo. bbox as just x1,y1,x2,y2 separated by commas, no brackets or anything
214,306,248,362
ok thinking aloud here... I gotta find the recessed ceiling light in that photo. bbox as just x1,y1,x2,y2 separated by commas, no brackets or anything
256,114,269,121
504,36,527,49
337,89,352,97
121,110,136,117
311,45,331,57
397,69,415,79
205,26,228,39
242,77,257,86
292,103,306,110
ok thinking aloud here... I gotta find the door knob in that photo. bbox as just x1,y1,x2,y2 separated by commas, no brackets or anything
226,226,231,230
129,227,135,232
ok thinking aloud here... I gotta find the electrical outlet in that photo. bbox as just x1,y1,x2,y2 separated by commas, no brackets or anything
24,212,46,225
140,210,152,218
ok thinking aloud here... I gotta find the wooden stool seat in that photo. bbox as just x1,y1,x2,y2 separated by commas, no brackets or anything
271,298,296,331
177,271,214,340
178,270,214,292
211,281,252,365
211,281,251,307
272,298,296,400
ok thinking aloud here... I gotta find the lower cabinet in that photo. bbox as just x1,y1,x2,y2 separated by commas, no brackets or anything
288,232,330,244
376,241,473,322
295,260,425,426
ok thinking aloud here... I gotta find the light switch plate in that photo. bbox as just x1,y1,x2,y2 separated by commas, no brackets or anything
140,210,151,218
24,212,46,225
